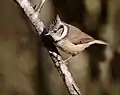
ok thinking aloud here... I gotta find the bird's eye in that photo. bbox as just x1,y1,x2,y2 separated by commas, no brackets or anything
54,30,57,33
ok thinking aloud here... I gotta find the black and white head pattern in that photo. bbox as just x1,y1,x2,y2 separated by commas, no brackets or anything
49,15,68,41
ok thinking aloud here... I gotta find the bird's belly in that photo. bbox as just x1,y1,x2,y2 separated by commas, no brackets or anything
56,40,86,56
58,46,79,56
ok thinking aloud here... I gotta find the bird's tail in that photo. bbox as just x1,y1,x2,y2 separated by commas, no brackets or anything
88,40,108,45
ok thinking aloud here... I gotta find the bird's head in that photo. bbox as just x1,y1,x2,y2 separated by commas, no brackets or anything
47,15,68,41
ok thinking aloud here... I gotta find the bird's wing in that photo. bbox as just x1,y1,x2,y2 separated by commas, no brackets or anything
56,39,91,55
64,24,94,45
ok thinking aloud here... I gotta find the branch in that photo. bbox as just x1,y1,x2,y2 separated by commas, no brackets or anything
15,0,44,35
49,51,81,95
15,0,81,94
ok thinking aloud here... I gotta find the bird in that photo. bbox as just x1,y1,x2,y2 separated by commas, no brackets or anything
47,15,108,59
33,0,108,61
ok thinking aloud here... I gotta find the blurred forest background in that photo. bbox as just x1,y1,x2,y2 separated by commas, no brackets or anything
0,0,120,95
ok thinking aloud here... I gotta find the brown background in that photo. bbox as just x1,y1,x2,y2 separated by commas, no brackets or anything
0,0,120,95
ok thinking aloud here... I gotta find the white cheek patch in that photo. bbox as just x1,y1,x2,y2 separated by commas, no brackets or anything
60,25,68,39
51,25,68,41
57,28,64,36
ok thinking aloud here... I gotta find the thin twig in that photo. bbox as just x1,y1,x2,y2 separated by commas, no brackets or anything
15,0,81,94
15,0,44,35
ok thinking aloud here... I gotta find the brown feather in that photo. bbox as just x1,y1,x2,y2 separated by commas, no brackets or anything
63,24,94,45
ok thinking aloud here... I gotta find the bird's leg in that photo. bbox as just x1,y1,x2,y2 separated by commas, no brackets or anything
34,0,46,13
64,55,73,62
61,55,73,65
55,56,73,66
